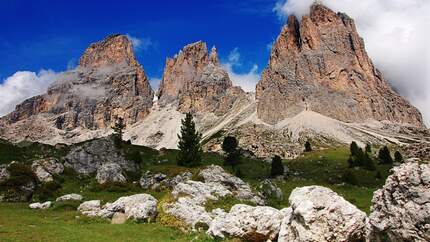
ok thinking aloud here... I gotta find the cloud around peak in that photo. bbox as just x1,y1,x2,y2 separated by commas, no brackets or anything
274,0,430,126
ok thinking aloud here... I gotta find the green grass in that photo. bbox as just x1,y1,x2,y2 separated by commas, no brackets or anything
0,203,216,242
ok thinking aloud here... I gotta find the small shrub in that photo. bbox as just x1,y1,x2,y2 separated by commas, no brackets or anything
365,144,372,153
343,170,358,185
350,142,360,157
271,155,284,177
33,181,62,201
52,200,81,211
304,141,312,152
394,151,404,163
378,146,393,164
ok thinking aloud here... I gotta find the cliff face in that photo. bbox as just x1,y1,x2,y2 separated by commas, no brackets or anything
3,35,154,131
157,41,244,115
256,4,424,127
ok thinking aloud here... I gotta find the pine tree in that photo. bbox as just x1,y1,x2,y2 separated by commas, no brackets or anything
112,117,126,144
271,155,284,177
378,146,393,164
350,141,359,157
363,152,376,171
394,151,404,163
222,136,240,170
304,141,312,152
365,144,372,153
177,113,202,167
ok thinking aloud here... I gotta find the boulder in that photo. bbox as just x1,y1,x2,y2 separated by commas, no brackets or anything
77,200,101,217
29,201,52,209
56,193,83,202
259,179,283,200
172,180,232,204
278,186,367,242
199,165,264,205
31,158,64,183
100,194,158,221
207,204,284,242
96,162,126,184
139,171,167,190
111,212,128,224
164,171,193,188
368,162,430,242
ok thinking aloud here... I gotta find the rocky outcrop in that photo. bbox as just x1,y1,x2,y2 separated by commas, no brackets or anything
31,158,64,183
29,201,52,209
163,165,264,228
0,34,153,142
157,41,245,115
259,179,283,200
56,193,83,202
64,137,138,175
207,204,284,241
0,165,10,183
368,162,430,242
278,186,367,242
96,162,126,184
256,3,424,127
78,194,158,222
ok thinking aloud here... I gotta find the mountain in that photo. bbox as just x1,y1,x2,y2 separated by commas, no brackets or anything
0,34,153,143
0,4,428,158
256,4,424,127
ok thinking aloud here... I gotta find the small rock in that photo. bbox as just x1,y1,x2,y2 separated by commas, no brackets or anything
111,212,127,224
77,200,101,217
29,201,52,209
56,193,83,202
259,179,283,200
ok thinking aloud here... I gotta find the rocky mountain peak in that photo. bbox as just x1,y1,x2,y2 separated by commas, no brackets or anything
256,4,424,127
157,41,243,114
79,34,138,69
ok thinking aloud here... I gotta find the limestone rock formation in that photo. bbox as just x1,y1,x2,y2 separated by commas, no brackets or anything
256,3,423,127
0,34,153,142
31,158,64,183
207,204,284,241
77,200,102,217
64,137,138,175
157,41,245,115
368,162,430,242
95,162,126,184
278,186,367,242
100,194,158,221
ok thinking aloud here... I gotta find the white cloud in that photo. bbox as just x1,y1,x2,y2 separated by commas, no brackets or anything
0,70,59,117
126,34,152,52
221,48,260,92
275,0,430,126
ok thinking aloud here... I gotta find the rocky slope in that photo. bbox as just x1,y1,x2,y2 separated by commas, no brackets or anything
0,34,153,143
256,3,424,127
157,41,245,115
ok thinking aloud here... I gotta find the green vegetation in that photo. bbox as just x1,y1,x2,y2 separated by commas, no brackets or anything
177,113,203,167
394,151,404,163
270,155,284,177
304,141,312,152
222,136,240,170
378,146,394,164
112,117,126,142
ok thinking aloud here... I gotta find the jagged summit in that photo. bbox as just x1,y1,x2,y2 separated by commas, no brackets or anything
157,41,244,114
0,34,154,143
256,3,424,127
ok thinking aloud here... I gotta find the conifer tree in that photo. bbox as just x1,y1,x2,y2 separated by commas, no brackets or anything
304,141,312,152
112,117,126,143
394,151,404,163
177,113,202,167
222,136,240,170
365,143,372,153
378,146,393,164
350,141,359,157
271,155,284,177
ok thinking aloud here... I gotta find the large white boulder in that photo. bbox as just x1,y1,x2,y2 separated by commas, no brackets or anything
31,158,64,183
56,193,83,202
368,162,430,242
207,204,284,242
77,200,101,217
163,196,214,228
101,194,158,221
96,162,126,185
29,201,52,209
278,186,367,242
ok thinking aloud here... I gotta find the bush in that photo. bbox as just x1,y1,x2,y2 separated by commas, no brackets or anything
222,136,241,170
343,170,358,185
271,155,284,177
394,151,404,163
33,181,62,201
378,146,393,164
304,141,312,152
350,141,360,157
365,144,372,153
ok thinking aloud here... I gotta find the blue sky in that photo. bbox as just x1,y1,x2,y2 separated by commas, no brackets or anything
0,0,282,83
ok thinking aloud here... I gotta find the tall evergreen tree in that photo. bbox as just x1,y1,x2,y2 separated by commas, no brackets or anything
378,146,393,164
350,141,359,157
394,151,404,163
271,155,284,177
222,136,240,170
365,143,372,153
177,113,202,167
